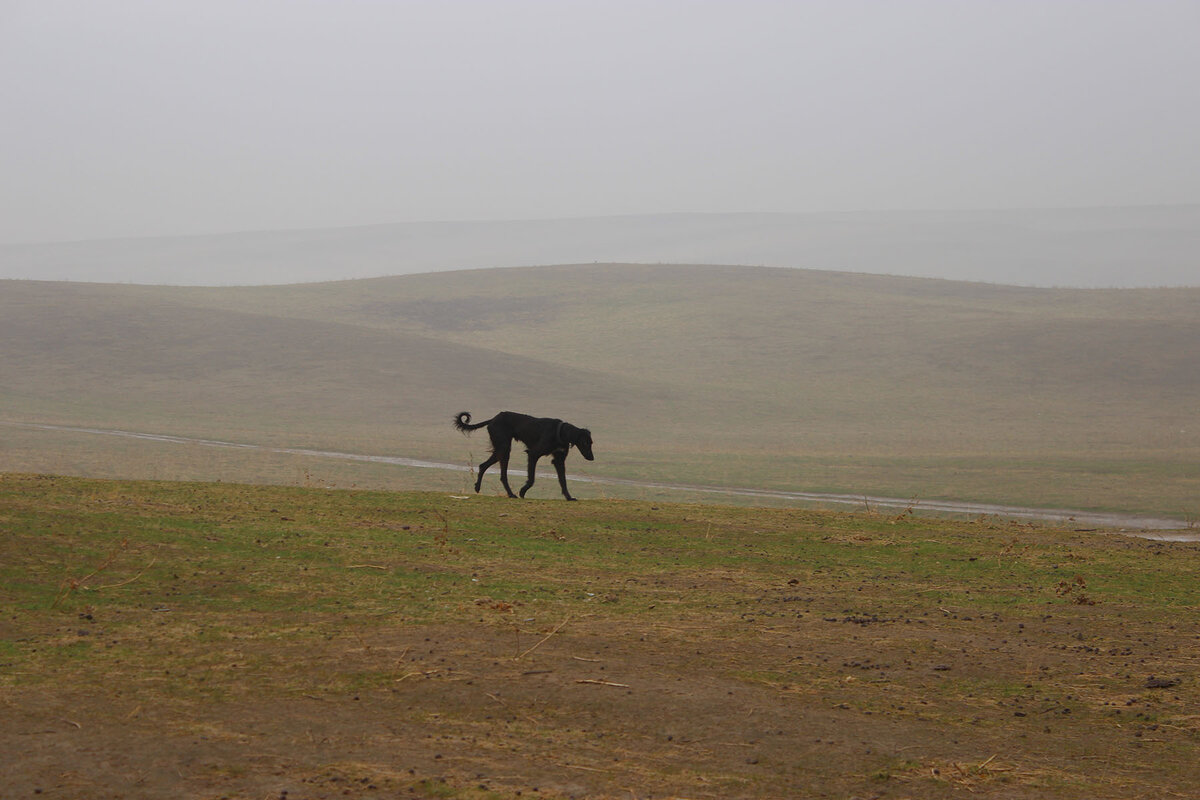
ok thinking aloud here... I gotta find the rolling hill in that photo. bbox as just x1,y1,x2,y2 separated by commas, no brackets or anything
2,264,1197,516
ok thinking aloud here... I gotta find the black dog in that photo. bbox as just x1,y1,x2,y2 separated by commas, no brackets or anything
454,411,594,500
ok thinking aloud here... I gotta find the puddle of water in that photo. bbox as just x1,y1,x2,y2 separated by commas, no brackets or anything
1127,530,1200,543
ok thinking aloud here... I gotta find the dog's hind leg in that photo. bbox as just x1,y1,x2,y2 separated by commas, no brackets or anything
551,451,575,501
518,452,541,498
497,447,519,498
474,452,499,493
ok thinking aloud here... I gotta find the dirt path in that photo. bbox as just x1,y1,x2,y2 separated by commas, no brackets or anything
4,420,1192,535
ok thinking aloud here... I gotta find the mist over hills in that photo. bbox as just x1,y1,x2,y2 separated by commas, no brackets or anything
2,264,1197,516
2,206,1197,288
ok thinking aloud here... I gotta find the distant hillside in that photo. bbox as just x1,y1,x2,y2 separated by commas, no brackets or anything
2,265,1198,515
2,206,1198,287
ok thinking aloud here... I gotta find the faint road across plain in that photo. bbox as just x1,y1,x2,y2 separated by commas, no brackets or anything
3,421,1193,539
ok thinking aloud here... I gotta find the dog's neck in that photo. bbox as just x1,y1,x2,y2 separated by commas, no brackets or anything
556,419,567,446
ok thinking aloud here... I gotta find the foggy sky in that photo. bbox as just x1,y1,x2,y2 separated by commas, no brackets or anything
2,1,1199,246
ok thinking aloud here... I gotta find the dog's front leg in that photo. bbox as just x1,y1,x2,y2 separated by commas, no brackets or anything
518,452,541,498
551,451,575,501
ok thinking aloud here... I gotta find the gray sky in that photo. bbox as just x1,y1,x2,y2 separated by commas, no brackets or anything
2,0,1199,244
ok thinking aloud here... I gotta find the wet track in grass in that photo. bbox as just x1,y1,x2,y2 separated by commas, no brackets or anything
5,420,1193,537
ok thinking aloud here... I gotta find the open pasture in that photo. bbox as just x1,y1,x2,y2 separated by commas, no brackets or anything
3,474,1198,798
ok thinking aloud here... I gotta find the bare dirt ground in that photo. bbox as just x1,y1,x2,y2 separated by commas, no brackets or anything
5,606,1199,800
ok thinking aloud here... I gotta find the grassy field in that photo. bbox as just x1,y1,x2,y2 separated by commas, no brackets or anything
3,474,1199,798
2,265,1197,516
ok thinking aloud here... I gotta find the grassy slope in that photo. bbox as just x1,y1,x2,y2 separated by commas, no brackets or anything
2,476,1199,798
0,277,673,450
2,265,1198,515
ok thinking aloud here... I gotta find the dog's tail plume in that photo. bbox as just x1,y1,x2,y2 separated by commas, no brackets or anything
453,411,490,434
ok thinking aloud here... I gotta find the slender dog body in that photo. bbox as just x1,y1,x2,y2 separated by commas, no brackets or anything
454,411,594,500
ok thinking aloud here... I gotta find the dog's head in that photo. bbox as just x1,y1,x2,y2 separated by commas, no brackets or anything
575,428,595,461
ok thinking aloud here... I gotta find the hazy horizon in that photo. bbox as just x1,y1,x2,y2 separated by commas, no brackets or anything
3,1,1199,260
0,202,1195,247
2,205,1198,288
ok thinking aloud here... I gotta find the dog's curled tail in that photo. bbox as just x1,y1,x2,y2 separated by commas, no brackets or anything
453,411,488,434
